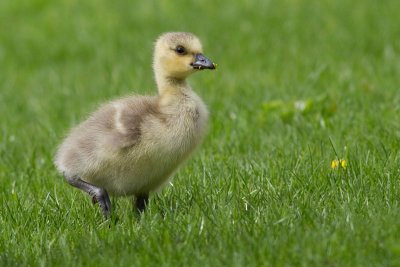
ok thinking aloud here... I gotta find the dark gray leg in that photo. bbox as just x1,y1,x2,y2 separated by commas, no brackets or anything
64,174,111,218
135,193,149,213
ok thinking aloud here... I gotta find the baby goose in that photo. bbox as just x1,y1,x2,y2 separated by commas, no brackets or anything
54,32,216,217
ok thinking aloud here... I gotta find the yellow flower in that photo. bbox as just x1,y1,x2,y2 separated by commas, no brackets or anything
331,159,347,170
331,159,339,169
340,159,347,169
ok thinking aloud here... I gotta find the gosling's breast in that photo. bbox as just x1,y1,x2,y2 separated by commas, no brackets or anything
151,91,208,149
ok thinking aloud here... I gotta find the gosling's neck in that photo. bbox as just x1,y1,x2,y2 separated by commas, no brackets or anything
155,72,191,97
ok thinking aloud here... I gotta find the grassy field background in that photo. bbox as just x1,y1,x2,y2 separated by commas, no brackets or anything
1,0,400,266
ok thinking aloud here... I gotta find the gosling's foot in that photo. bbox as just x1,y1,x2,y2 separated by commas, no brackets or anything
135,193,149,214
92,188,111,218
64,174,112,218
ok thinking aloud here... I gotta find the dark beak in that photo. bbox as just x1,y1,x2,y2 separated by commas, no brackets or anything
191,53,216,70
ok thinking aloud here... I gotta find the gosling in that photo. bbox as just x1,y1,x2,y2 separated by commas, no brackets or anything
54,32,216,217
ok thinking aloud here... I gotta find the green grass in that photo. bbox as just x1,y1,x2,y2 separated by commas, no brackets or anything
2,0,400,266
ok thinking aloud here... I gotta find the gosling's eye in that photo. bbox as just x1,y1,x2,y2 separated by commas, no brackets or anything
175,45,186,55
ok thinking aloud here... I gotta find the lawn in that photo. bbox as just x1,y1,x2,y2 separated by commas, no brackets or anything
1,0,400,266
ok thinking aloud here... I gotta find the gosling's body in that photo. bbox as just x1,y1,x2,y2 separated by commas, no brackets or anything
55,91,208,196
54,32,216,217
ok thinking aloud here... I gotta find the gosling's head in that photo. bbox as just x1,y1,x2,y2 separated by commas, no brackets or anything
153,32,216,81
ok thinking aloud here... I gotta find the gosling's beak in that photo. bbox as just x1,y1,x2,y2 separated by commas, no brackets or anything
191,53,216,70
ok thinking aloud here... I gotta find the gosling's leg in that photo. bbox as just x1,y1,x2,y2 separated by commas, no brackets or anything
64,174,111,218
134,193,149,213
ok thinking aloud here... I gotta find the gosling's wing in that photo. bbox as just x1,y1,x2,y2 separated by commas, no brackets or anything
94,95,160,150
54,96,159,174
